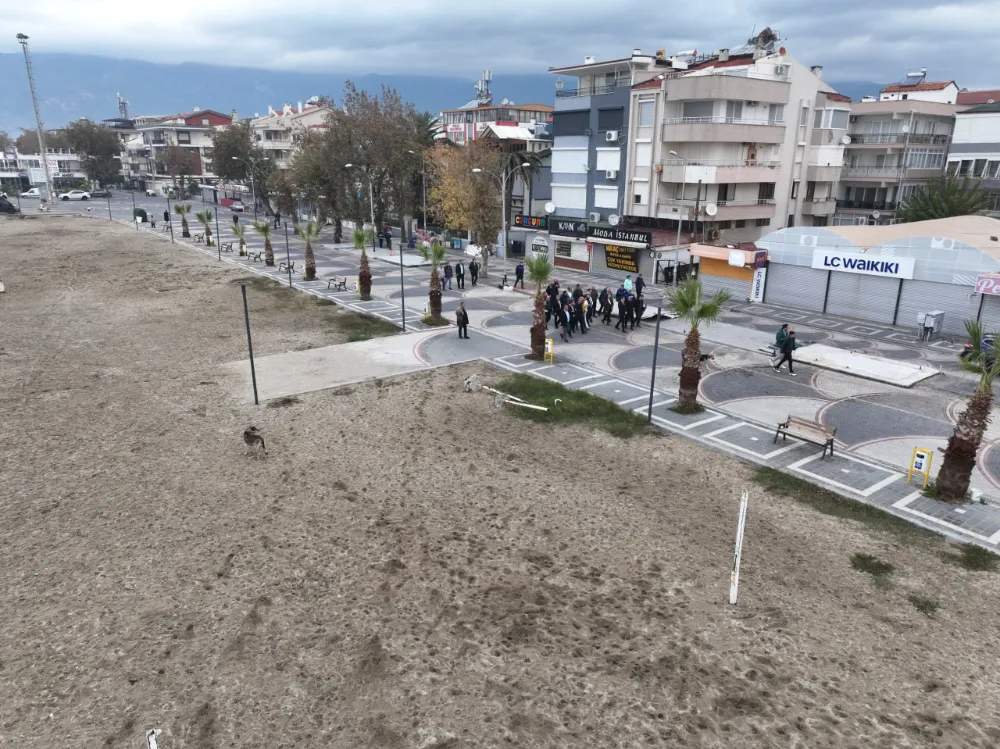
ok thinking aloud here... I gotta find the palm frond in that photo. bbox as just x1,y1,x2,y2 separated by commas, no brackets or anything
173,203,191,216
666,279,730,329
294,220,322,240
525,254,552,290
419,241,446,265
896,174,991,223
251,220,271,237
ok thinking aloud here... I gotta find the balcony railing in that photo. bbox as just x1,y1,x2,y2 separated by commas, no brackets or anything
658,197,776,207
555,77,631,98
836,200,897,211
841,165,905,179
846,133,950,146
663,116,785,127
657,68,790,83
660,158,782,168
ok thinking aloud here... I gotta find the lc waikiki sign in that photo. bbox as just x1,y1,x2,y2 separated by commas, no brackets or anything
811,249,915,279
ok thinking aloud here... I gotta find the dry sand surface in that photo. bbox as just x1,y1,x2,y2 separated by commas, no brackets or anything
3,216,1000,749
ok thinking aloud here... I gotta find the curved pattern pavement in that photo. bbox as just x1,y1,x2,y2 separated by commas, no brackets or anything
612,346,683,370
818,396,952,447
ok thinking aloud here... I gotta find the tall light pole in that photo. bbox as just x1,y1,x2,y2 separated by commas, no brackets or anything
345,164,376,253
407,149,427,234
16,33,53,203
669,150,687,288
232,155,267,220
472,161,530,287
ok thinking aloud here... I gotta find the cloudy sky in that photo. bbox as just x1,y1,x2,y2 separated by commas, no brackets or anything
3,0,999,87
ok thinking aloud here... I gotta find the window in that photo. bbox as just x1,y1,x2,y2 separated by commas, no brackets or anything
755,218,771,227
682,100,713,120
555,240,572,257
725,101,744,121
552,110,590,137
813,108,850,129
201,118,209,126
734,219,747,228
758,183,776,201
768,104,784,123
800,106,810,126
806,181,816,200
637,100,655,127
988,161,1000,179
177,131,191,144
791,181,799,199
716,221,732,229
598,107,624,132
633,180,649,205
787,215,795,228
974,159,988,177
717,183,735,202
907,149,944,170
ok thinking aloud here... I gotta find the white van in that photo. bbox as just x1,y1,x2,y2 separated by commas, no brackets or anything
20,187,42,198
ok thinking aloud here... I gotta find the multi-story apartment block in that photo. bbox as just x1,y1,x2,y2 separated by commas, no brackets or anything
835,73,957,225
129,108,233,194
624,41,847,248
947,101,1000,217
440,70,552,145
250,99,331,171
0,147,87,194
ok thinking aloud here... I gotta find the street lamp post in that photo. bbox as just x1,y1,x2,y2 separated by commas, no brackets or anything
407,149,427,234
232,155,267,221
472,162,530,287
669,150,687,289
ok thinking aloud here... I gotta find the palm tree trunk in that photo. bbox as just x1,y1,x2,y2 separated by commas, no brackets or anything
429,266,443,321
181,217,190,238
264,238,274,266
334,217,343,244
358,250,372,300
304,239,316,280
530,291,547,358
678,326,702,411
936,389,993,502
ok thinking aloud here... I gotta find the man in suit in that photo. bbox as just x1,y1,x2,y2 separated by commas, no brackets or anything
631,294,646,330
469,259,479,286
456,302,470,339
635,273,646,297
455,260,466,289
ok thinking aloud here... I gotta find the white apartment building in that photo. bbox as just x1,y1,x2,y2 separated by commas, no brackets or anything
835,75,957,225
946,101,1000,217
250,99,331,171
0,147,87,194
129,108,234,194
625,44,848,246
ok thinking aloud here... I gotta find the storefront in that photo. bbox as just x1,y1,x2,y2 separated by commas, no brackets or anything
754,219,1000,335
588,225,652,279
689,244,767,302
548,216,589,271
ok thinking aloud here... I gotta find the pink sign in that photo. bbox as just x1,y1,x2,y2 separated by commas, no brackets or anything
976,274,1000,295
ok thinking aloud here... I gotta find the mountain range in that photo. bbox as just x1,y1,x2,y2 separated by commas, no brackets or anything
0,52,884,133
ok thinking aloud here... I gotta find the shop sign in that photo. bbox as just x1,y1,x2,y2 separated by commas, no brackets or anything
750,266,767,303
550,217,587,238
589,226,652,246
753,250,768,269
531,235,549,255
604,244,640,274
975,274,1000,295
811,249,915,279
513,214,547,229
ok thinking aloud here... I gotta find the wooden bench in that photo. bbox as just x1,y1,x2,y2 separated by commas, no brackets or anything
774,415,837,459
327,275,348,291
221,241,234,253
249,250,263,262
279,260,296,274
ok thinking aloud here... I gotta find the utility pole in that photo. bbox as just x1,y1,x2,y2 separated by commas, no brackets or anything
16,33,53,203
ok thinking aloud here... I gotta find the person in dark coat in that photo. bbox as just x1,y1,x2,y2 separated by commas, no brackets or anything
455,260,466,289
615,284,627,302
559,303,573,342
384,227,393,251
773,330,797,375
601,288,614,325
163,209,170,224
635,273,646,297
588,288,599,324
572,283,584,302
615,295,629,331
443,262,454,290
469,259,479,286
273,210,281,228
550,291,562,329
456,302,470,339
514,262,525,289
576,295,589,334
232,213,239,227
378,227,385,248
631,294,646,330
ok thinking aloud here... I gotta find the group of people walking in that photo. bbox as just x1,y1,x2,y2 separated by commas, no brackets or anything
441,259,480,290
544,281,647,343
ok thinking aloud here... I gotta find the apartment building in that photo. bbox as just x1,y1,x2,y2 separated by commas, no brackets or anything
624,42,848,252
835,75,957,225
440,71,552,145
0,147,88,193
130,108,234,194
946,101,1000,217
250,99,331,170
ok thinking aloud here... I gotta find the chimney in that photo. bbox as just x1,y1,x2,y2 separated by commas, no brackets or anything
811,65,823,78
231,109,238,122
585,55,595,64
718,48,730,62
632,48,642,56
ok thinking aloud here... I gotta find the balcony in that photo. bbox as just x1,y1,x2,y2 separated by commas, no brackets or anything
841,165,905,180
555,76,630,99
662,71,789,104
657,196,777,222
806,164,842,182
659,159,781,184
846,133,950,147
801,198,837,216
662,116,785,144
835,200,897,212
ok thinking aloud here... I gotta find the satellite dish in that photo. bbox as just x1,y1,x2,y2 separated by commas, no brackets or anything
871,210,881,220
555,79,564,90
704,203,718,217
841,134,852,145
544,201,556,214
901,124,910,133
609,214,620,226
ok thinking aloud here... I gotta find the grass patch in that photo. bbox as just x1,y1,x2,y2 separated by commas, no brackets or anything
851,553,895,589
494,374,650,439
907,594,940,617
267,395,301,408
752,467,939,546
669,403,705,415
942,543,1000,572
422,314,451,327
334,313,399,342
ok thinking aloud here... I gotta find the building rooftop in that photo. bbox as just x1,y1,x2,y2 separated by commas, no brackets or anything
439,102,552,114
880,81,955,94
958,89,1000,106
960,102,1000,115
810,215,1000,252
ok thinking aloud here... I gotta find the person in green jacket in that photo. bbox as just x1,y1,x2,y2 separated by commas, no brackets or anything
775,323,790,349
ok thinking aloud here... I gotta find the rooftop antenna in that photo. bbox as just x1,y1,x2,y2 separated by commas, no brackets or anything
475,70,493,107
16,32,53,203
117,92,130,120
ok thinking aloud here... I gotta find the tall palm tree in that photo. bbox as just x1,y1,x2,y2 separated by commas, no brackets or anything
295,221,322,281
525,253,553,359
251,220,274,266
936,319,1000,501
667,279,730,412
194,209,214,247
231,222,247,255
358,248,372,301
418,241,447,323
896,174,990,222
174,203,192,238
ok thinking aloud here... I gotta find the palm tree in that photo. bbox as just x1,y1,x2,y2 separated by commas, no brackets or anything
525,253,553,359
174,203,192,238
358,248,372,301
295,221,322,281
935,319,1000,502
896,174,991,222
232,222,246,255
194,209,214,247
418,241,447,323
252,220,274,266
666,279,730,412
353,227,366,250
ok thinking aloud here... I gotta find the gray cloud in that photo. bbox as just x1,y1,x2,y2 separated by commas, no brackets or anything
5,0,999,87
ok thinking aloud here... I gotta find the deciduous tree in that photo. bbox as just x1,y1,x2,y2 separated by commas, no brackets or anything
65,120,122,187
211,121,273,207
162,144,195,196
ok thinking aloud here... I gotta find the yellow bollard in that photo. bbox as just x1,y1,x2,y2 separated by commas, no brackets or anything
544,338,555,365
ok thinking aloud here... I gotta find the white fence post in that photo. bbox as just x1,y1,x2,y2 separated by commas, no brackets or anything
729,489,749,605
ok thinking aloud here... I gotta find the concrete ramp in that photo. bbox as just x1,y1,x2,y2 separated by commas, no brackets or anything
793,344,938,388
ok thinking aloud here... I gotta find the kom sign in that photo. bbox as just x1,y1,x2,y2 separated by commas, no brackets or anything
976,274,1000,296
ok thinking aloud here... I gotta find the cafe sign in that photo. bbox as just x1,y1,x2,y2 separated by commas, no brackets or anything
976,274,1000,296
514,215,547,229
604,244,640,274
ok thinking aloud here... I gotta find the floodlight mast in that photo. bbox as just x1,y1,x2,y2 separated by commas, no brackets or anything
17,33,53,202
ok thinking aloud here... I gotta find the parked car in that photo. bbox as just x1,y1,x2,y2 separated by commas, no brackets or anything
961,335,995,366
145,188,157,197
0,195,19,214
60,189,91,201
20,187,42,198
230,201,247,212
90,189,112,198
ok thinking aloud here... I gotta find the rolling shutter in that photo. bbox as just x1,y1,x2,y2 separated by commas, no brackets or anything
824,272,899,325
700,272,751,302
895,280,980,336
762,264,828,312
979,295,1000,336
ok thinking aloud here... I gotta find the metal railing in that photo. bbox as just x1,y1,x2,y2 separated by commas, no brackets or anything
846,133,950,146
657,68,790,83
663,116,786,127
841,165,905,178
660,158,782,168
555,78,631,98
835,200,897,211
657,197,776,207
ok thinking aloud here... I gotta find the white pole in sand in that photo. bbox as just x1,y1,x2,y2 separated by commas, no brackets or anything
729,489,749,605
